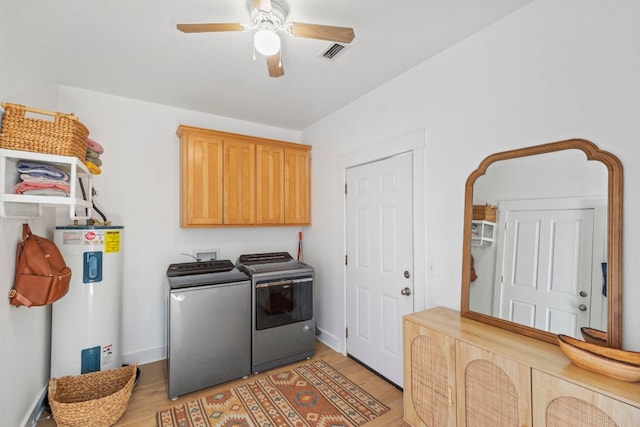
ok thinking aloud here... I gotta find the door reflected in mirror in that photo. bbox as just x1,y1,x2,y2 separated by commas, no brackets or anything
460,139,623,348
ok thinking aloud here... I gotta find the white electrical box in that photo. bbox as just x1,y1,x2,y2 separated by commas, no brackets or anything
193,248,219,261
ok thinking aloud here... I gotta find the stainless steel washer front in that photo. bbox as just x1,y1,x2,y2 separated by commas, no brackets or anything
236,252,315,373
166,261,251,399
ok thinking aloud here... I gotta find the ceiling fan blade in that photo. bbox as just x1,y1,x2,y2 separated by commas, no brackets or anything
266,52,284,78
289,23,355,43
176,23,245,33
253,0,272,13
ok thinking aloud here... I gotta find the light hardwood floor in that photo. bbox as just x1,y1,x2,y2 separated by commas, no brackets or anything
39,340,409,426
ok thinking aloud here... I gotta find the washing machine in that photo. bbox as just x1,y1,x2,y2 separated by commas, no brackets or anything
166,259,251,399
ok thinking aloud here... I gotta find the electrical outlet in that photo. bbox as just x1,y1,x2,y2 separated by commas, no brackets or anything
193,249,219,261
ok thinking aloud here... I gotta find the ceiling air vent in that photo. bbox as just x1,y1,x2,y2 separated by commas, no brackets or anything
320,43,348,61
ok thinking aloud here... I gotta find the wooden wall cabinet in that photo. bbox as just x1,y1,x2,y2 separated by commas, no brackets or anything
224,138,256,225
284,146,311,225
177,125,310,227
256,142,284,224
404,307,640,427
179,129,223,226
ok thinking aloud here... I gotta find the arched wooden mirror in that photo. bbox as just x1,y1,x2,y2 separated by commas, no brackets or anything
460,139,623,348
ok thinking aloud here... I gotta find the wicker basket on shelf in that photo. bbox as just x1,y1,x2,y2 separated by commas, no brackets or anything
472,204,497,222
48,364,137,427
0,103,88,161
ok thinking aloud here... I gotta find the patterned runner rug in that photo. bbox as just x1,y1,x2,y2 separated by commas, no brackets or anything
156,360,390,427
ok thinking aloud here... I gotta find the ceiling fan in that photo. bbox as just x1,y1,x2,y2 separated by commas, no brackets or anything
177,0,355,78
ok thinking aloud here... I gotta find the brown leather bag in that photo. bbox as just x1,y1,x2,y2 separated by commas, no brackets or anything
8,224,72,307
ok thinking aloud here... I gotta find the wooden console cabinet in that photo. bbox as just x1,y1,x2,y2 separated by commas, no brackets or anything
177,125,310,227
404,307,640,426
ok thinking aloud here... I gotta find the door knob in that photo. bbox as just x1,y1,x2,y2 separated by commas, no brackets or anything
579,291,588,297
579,304,588,312
404,270,411,279
401,287,411,296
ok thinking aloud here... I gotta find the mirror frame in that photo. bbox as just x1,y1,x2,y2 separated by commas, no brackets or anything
460,138,623,348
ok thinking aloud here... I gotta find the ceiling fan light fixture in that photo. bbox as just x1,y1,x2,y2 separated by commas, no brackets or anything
254,29,281,56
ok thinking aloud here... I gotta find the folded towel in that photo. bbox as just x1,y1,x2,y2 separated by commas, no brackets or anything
21,189,69,197
86,148,101,159
86,156,102,166
84,161,102,175
17,162,69,181
20,174,70,185
15,181,71,195
86,137,104,154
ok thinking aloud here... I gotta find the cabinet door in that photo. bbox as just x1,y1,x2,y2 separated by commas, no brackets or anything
256,143,284,224
284,147,310,225
403,320,457,427
180,132,223,226
532,369,640,427
456,341,532,427
223,139,256,225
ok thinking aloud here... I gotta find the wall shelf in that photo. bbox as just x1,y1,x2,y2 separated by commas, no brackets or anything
471,220,495,247
0,148,92,219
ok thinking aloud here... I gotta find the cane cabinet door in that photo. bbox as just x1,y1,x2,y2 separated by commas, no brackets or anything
403,319,457,427
456,341,532,427
532,370,640,427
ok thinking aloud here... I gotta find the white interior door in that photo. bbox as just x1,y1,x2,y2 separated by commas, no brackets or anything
345,152,413,387
496,205,598,337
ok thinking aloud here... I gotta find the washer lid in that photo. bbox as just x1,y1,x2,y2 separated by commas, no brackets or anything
167,260,250,289
237,252,293,265
236,252,313,275
167,259,235,277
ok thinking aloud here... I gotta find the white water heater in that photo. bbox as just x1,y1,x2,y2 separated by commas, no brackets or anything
51,225,124,377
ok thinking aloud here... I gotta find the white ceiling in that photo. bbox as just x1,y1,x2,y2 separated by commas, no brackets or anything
15,0,534,130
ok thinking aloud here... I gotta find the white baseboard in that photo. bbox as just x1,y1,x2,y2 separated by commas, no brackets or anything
316,328,344,354
121,336,347,367
22,385,47,427
122,345,166,366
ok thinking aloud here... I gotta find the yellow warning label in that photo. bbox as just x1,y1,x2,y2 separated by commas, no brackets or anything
104,230,120,253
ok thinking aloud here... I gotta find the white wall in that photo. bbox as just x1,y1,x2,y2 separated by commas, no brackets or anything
57,87,302,363
0,1,64,425
303,0,640,354
4,0,640,424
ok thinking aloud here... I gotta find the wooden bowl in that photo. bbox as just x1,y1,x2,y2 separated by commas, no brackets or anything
580,326,609,347
557,334,640,382
581,327,608,346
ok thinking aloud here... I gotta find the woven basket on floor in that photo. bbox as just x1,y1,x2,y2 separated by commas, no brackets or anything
0,103,88,161
48,364,137,427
